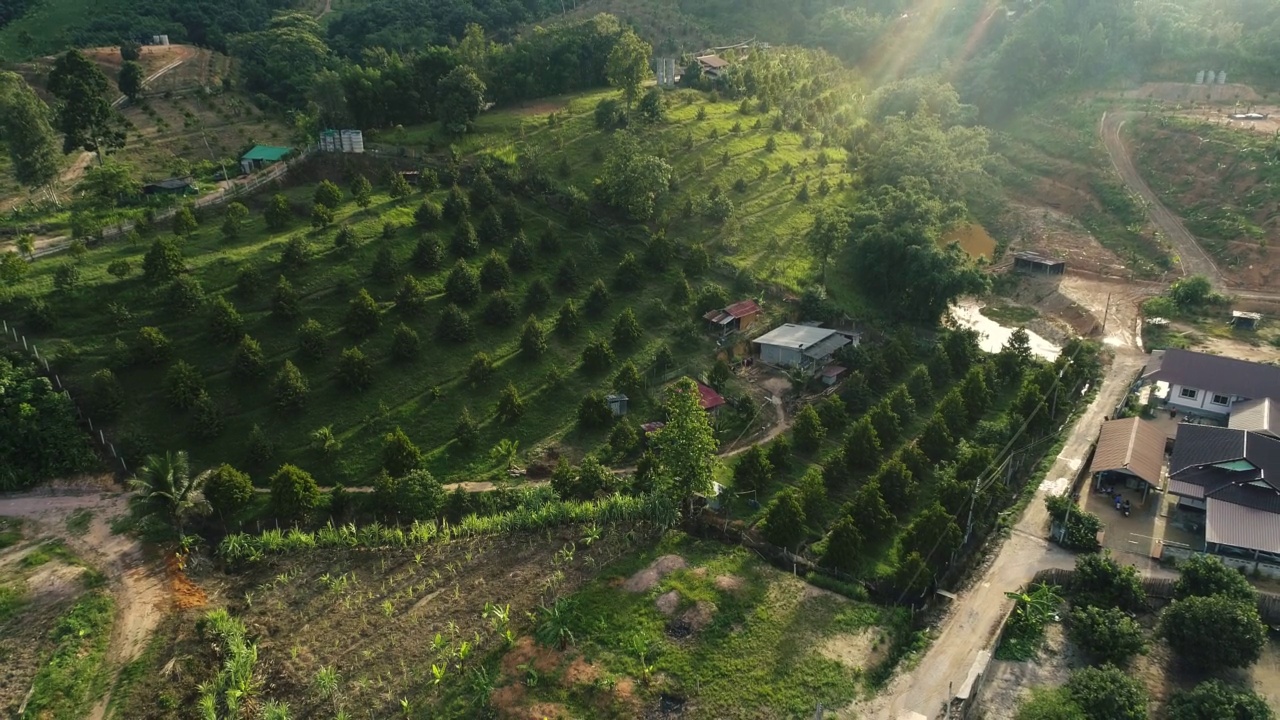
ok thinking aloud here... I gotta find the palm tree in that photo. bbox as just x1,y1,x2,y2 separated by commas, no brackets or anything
129,451,208,534
489,438,521,474
16,233,35,260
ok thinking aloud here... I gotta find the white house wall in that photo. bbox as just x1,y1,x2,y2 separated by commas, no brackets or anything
1166,383,1240,415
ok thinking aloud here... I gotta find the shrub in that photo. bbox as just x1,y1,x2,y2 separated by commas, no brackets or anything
614,252,642,290
611,308,643,348
482,291,517,327
523,278,551,312
584,279,611,316
172,204,198,236
496,383,525,423
443,184,470,220
381,427,423,477
508,233,534,271
167,276,206,316
106,259,133,279
271,276,301,320
415,201,442,228
733,445,773,495
264,193,292,230
269,464,320,523
1159,594,1266,671
1070,552,1146,612
612,360,644,399
539,227,561,254
134,326,171,364
234,266,261,299
208,296,244,344
247,424,275,467
555,257,581,292
451,219,479,257
581,334,614,373
555,299,581,337
190,393,222,441
344,289,382,336
164,361,205,410
519,316,547,359
478,206,505,245
86,369,124,419
444,260,481,305
762,488,806,549
205,464,253,519
53,263,80,293
453,407,479,449
467,352,495,384
351,174,372,208
336,346,374,391
310,203,334,228
281,235,308,269
411,235,443,271
1166,680,1274,720
314,180,342,209
1068,605,1146,666
272,360,310,411
232,335,266,379
437,303,474,342
1064,664,1147,720
370,246,399,285
577,391,612,429
297,319,327,359
1015,687,1085,720
793,405,826,452
391,323,421,361
480,251,512,292
395,275,430,316
1173,554,1256,603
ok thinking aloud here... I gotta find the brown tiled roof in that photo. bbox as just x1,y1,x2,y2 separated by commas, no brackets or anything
1207,498,1280,554
1143,348,1280,402
1089,417,1166,486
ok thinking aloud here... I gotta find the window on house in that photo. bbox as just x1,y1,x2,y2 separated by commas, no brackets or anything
1179,387,1199,400
1212,394,1230,406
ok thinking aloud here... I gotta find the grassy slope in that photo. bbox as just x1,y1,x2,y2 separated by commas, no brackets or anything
0,0,105,60
1130,115,1280,261
377,86,858,302
3,170,741,485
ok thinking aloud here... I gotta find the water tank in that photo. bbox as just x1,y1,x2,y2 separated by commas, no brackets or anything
340,129,364,154
1195,70,1205,84
1218,71,1227,85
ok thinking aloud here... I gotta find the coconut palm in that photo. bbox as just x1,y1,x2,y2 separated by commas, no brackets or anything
129,450,209,534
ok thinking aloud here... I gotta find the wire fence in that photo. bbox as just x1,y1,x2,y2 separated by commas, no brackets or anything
1,318,128,476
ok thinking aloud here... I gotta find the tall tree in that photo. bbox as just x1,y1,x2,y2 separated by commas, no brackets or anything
436,65,486,134
46,50,125,158
118,60,144,101
653,377,718,511
807,207,849,285
0,72,60,193
605,29,651,107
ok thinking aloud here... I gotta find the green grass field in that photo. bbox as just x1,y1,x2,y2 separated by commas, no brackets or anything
462,535,913,718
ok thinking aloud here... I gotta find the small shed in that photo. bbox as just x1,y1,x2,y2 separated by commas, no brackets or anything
696,381,727,414
703,299,761,335
240,145,293,174
1013,251,1065,275
606,393,629,417
1230,311,1262,330
821,365,847,386
142,176,196,196
695,55,730,79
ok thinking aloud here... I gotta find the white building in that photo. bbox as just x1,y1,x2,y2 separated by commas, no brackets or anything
752,323,857,370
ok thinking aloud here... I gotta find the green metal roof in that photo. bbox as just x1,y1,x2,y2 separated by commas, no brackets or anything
241,145,292,162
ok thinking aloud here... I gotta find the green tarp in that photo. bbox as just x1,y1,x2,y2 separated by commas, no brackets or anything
240,145,292,162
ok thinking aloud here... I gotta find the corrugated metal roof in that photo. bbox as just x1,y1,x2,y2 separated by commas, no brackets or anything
1230,398,1280,438
1170,424,1246,474
753,324,839,350
1089,417,1166,486
724,299,760,318
1142,348,1280,403
1168,477,1206,499
802,333,852,360
241,145,292,162
696,381,726,410
1207,498,1280,554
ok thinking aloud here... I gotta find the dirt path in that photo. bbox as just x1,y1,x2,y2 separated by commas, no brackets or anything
0,484,167,720
1099,111,1225,288
850,277,1156,720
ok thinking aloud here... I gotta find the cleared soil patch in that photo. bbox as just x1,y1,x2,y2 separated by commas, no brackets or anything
819,629,891,674
1120,82,1262,104
624,554,688,592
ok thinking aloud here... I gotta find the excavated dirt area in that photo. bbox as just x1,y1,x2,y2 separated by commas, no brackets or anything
1120,82,1262,104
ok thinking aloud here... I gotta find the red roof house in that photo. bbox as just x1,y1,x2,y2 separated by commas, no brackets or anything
696,381,727,413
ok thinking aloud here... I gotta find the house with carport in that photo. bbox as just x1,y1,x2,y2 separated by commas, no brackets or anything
1140,348,1280,418
1088,416,1167,503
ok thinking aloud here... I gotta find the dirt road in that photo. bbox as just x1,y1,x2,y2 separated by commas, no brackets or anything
0,485,167,720
851,277,1151,720
1099,111,1225,288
